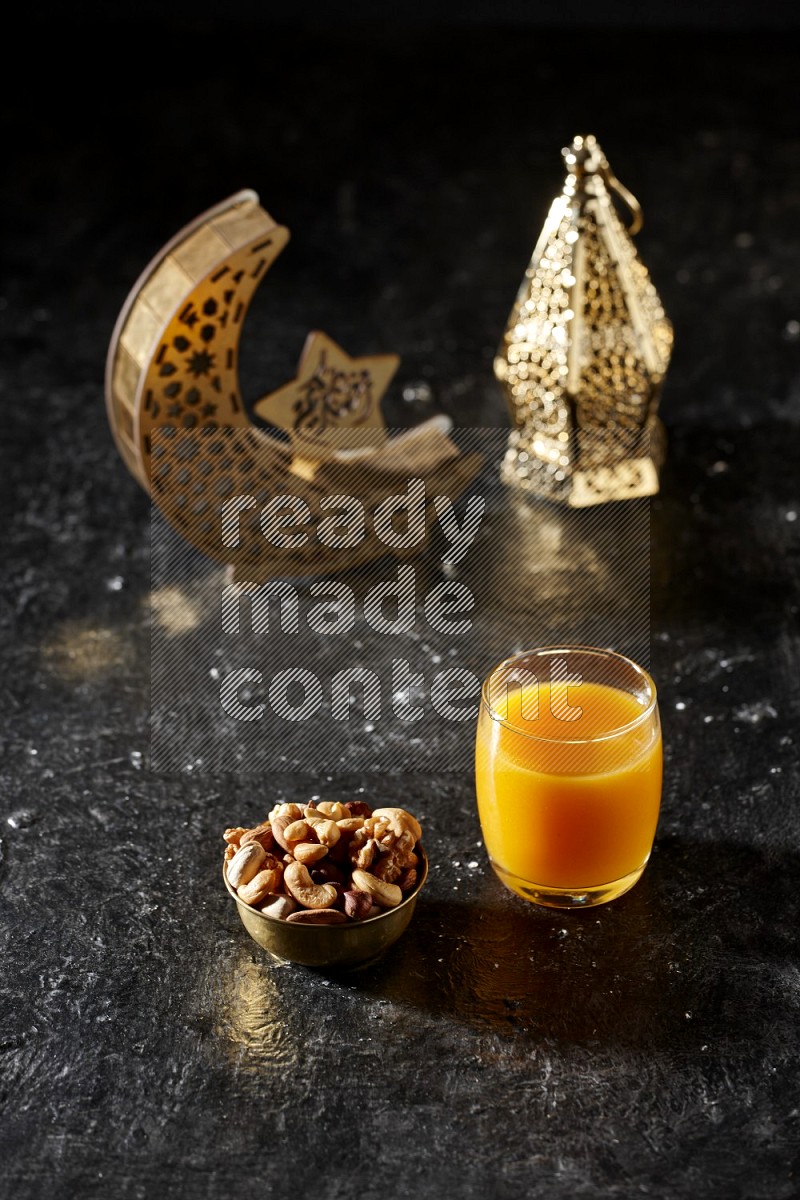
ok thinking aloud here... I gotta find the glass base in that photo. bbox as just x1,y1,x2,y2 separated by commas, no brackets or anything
490,858,648,909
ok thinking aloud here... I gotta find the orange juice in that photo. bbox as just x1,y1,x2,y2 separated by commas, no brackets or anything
475,679,662,903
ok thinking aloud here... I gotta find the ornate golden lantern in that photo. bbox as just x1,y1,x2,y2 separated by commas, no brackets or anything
494,134,673,507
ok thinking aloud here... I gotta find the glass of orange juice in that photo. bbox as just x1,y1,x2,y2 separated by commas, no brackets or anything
475,646,662,908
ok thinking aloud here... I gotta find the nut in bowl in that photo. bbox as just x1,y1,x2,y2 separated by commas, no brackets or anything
222,801,428,969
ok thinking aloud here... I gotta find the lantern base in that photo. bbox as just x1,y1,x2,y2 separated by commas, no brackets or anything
501,419,666,508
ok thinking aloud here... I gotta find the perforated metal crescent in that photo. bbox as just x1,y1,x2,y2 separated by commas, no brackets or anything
105,191,479,580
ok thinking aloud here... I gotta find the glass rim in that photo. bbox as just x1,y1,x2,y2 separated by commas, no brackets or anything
480,644,659,745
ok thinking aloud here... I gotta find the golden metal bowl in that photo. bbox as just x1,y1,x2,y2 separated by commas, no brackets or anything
223,847,429,969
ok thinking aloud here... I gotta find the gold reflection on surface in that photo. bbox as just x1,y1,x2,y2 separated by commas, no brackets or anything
41,621,134,680
213,955,300,1071
149,584,202,635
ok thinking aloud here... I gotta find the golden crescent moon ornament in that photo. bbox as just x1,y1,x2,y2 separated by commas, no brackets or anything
105,190,479,580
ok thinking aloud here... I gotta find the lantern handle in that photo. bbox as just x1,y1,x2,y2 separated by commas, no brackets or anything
601,164,643,235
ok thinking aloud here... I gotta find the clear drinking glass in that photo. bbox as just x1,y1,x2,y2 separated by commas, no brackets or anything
475,646,662,908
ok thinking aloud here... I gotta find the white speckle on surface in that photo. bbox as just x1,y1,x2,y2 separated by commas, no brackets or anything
785,510,797,523
129,750,142,769
105,575,124,592
6,809,38,829
675,701,687,711
708,460,729,475
467,860,479,869
734,701,778,724
703,715,714,724
784,319,800,341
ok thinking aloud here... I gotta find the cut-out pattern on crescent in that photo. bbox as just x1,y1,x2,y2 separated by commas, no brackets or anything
107,195,482,579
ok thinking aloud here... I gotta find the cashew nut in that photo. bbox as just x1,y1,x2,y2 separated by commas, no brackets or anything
316,801,349,821
351,869,403,908
237,863,283,906
317,819,342,847
294,842,329,865
283,860,339,909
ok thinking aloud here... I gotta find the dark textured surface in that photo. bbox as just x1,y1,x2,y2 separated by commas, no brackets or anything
2,17,800,1199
